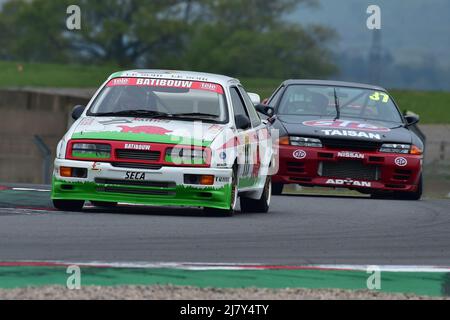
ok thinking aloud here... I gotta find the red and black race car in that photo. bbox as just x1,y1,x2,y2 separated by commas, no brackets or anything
256,80,424,200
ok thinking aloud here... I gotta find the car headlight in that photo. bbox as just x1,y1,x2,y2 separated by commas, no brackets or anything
71,143,111,159
289,136,322,148
165,147,208,165
379,143,411,154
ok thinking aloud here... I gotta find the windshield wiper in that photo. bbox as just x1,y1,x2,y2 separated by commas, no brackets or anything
172,112,219,118
93,110,172,118
333,88,340,120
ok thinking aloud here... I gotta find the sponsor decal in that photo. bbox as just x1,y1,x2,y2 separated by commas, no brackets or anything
395,157,408,167
124,143,151,151
111,78,130,86
337,151,365,159
326,179,372,187
91,162,100,171
303,119,390,132
125,172,146,180
216,177,230,183
118,125,172,135
321,129,381,140
216,163,229,168
132,118,170,123
293,149,306,159
200,82,219,92
107,77,224,94
219,152,227,160
135,78,192,88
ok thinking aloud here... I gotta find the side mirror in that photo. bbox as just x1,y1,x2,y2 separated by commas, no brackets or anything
255,104,274,117
248,92,261,105
72,105,86,120
405,114,419,126
235,114,251,130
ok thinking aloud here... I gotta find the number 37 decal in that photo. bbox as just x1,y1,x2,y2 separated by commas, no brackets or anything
370,92,390,103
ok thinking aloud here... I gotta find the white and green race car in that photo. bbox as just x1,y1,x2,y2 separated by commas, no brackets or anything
51,70,273,216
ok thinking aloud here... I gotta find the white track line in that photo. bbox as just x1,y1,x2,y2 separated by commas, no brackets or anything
4,261,450,272
12,188,50,192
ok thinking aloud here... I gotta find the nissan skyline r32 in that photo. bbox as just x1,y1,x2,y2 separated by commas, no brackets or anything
257,80,424,200
51,70,273,216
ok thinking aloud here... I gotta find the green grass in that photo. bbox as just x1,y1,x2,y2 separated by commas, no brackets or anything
240,77,282,99
390,90,450,124
0,61,118,88
1,61,449,123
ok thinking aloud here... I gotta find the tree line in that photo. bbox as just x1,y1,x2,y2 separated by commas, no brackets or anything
0,0,338,78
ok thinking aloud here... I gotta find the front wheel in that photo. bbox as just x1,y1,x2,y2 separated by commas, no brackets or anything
53,199,84,211
396,175,423,200
240,176,271,213
204,167,238,217
371,175,423,201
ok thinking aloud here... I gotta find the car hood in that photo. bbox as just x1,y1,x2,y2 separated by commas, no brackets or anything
277,115,412,144
70,117,227,147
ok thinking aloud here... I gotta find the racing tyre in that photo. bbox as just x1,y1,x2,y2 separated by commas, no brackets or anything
396,174,423,201
240,176,271,213
91,201,118,208
371,175,423,201
272,182,284,195
204,167,238,217
53,199,84,211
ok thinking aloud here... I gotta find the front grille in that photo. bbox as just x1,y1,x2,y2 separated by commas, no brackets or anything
116,149,161,161
322,138,381,151
320,160,379,180
287,162,305,173
95,178,175,188
393,169,412,181
111,162,162,170
96,186,175,196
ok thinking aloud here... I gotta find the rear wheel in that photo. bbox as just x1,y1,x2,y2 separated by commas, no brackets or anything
91,201,118,208
204,167,238,217
53,199,84,211
240,176,271,213
272,182,284,195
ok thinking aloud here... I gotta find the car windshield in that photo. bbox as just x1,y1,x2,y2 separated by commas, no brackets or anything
277,85,403,124
88,77,228,123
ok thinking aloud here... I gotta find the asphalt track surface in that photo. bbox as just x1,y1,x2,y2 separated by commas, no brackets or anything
0,185,449,265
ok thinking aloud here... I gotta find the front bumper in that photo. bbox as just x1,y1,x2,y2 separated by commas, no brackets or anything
51,159,233,209
273,145,422,192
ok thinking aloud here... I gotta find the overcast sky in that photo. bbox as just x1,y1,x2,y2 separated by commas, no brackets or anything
292,0,450,67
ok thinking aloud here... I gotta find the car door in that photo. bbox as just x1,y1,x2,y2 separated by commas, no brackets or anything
229,86,255,189
238,86,272,186
230,86,268,190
